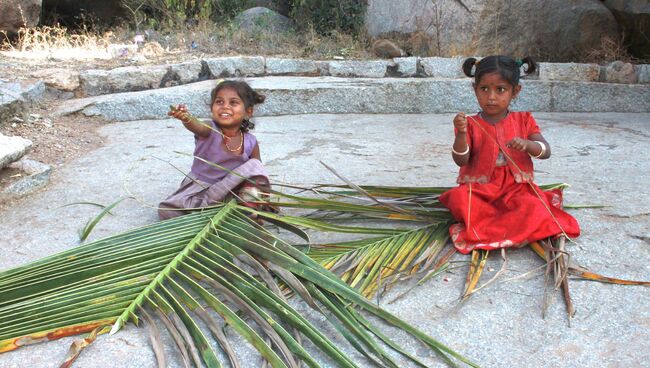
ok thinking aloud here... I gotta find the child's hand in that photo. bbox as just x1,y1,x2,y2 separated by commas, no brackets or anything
168,104,191,123
453,112,468,133
506,137,529,151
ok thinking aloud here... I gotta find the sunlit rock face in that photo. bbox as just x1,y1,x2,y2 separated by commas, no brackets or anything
364,0,620,62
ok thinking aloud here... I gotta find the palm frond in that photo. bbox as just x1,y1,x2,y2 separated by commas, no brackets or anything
0,201,477,367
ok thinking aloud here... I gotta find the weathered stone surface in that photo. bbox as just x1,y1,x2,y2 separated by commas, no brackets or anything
56,76,650,123
539,62,601,82
0,133,32,169
420,57,464,78
0,81,44,125
392,57,418,77
365,0,619,61
2,111,650,368
79,65,169,96
604,61,638,84
638,64,650,84
234,6,293,33
2,158,51,197
31,68,80,91
0,0,40,33
266,58,318,75
204,56,266,78
328,60,388,78
164,61,205,87
314,61,330,76
552,81,650,112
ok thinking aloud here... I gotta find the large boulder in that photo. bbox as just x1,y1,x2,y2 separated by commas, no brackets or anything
234,7,293,33
604,0,650,59
365,0,620,61
0,0,41,34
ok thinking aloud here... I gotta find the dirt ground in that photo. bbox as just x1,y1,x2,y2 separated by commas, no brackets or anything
0,51,193,202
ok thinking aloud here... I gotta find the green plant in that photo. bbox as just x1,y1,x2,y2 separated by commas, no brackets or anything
290,0,367,35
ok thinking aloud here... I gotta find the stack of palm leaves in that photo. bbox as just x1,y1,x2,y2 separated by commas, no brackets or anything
0,199,477,367
1,177,648,367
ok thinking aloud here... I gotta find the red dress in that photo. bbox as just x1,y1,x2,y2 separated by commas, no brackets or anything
439,112,580,254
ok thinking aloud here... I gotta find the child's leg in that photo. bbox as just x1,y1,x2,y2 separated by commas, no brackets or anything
200,159,269,207
158,176,207,220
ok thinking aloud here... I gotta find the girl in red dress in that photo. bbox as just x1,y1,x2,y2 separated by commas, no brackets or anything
439,55,580,254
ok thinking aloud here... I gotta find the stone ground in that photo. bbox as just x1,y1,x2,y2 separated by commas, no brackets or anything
0,112,649,368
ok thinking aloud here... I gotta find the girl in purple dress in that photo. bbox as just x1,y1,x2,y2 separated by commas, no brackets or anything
158,80,270,219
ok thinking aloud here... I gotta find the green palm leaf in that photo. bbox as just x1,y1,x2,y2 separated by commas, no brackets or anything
0,201,477,367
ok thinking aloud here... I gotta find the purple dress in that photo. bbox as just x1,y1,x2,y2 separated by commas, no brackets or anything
190,122,258,183
158,121,269,219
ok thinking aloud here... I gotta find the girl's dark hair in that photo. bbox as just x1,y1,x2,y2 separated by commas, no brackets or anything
210,80,265,132
462,55,537,87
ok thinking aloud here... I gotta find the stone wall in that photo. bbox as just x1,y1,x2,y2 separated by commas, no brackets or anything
36,57,650,98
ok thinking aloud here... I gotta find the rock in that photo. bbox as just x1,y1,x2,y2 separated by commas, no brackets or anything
391,57,419,77
365,0,619,61
0,81,44,125
55,77,650,123
266,58,318,75
31,68,80,91
637,64,650,84
371,39,405,59
539,63,600,82
604,0,650,59
329,60,389,78
0,0,40,34
2,158,51,197
204,56,265,77
604,61,637,84
420,57,464,78
248,0,291,16
79,65,169,96
234,7,293,33
0,133,32,169
168,61,205,84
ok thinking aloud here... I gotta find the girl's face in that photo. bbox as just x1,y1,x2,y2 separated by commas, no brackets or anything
473,72,521,121
211,87,253,129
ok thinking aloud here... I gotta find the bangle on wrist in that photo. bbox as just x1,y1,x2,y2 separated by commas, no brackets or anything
452,145,470,156
530,141,546,158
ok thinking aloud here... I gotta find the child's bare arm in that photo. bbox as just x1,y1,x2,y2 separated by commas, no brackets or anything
507,133,551,159
452,112,470,166
168,104,212,138
250,143,261,161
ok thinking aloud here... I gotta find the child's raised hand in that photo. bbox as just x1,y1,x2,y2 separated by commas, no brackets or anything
506,137,529,151
168,104,191,123
453,112,468,133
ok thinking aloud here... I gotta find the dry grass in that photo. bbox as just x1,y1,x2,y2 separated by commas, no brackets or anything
0,20,371,64
583,35,635,64
0,25,121,60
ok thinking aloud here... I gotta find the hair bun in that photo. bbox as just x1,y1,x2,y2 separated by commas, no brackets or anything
462,58,478,77
254,92,266,104
520,56,537,75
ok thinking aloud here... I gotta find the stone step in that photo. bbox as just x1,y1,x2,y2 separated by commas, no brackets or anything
0,133,32,170
38,56,650,98
56,76,650,122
